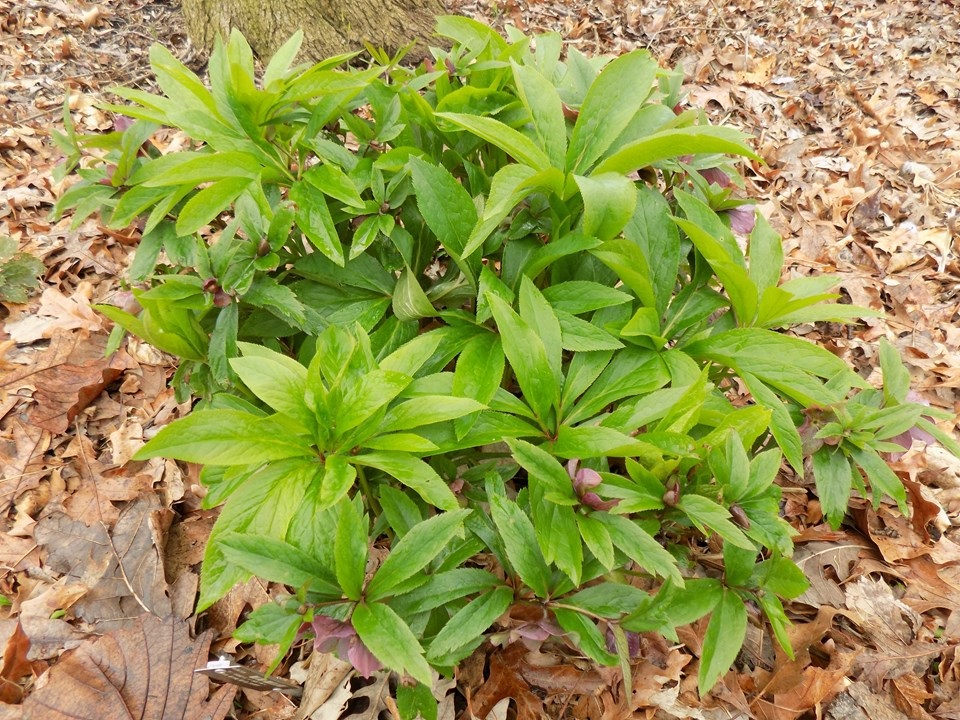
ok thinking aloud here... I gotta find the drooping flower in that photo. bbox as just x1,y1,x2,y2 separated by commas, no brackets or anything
311,614,382,678
566,459,619,511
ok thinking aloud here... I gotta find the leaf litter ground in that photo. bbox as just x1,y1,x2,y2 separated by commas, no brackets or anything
1,0,959,718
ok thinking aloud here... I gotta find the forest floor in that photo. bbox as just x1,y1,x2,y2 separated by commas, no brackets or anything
1,0,959,718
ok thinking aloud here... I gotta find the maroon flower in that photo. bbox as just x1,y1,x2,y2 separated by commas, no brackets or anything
698,166,732,188
725,205,756,235
311,614,383,678
566,459,619,511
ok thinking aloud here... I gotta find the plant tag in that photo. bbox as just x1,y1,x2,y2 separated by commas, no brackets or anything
195,657,303,696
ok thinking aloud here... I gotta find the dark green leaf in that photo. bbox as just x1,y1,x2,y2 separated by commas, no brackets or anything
699,589,747,693
352,602,432,684
427,586,513,661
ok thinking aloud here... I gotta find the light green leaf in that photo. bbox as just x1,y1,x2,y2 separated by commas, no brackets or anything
463,164,537,257
567,49,657,173
337,369,411,432
367,509,471,601
593,126,760,176
511,60,567,167
553,608,618,666
436,112,551,170
486,293,560,424
379,396,485,434
133,410,313,465
290,179,344,266
699,589,747,693
352,602,432,685
489,493,552,597
574,173,637,242
319,454,357,508
677,494,755,550
218,533,338,594
231,343,312,429
427,586,513,661
596,513,682,584
335,497,367,601
176,177,252,235
352,451,459,511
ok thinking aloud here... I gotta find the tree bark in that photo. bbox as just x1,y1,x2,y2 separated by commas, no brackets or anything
180,0,444,63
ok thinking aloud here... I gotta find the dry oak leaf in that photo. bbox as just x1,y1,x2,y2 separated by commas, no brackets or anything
20,613,236,720
0,622,34,704
34,493,172,628
0,330,132,434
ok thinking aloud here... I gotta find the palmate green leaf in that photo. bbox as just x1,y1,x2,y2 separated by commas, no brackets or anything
518,276,563,381
674,217,758,325
552,608,618,666
747,214,784,294
511,60,567,168
489,493,552,597
133,410,313,465
575,514,614,569
337,369,411,433
574,173,637,242
566,49,657,173
486,293,560,425
751,557,809,598
231,342,311,427
262,29,303,88
367,509,472,601
218,532,339,595
552,425,641,458
140,151,262,187
235,603,304,674
555,311,624,352
378,396,486,435
426,586,513,662
590,239,657,309
396,682,438,720
740,371,803,475
676,494,755,550
389,569,501,616
319,454,357,508
335,497,368,601
845,444,908,514
542,281,632,315
507,439,576,501
436,112,552,170
879,338,912,405
353,601,432,685
537,502,582,585
686,328,859,406
462,164,538,257
592,126,760,176
393,266,438,322
452,332,504,438
290,179,344,266
352,451,459,511
199,458,317,609
595,513,682,584
409,155,479,283
149,42,219,116
176,178,253,235
624,186,681,317
699,589,747,693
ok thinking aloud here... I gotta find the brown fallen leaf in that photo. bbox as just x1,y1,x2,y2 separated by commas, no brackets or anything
0,331,131,434
468,644,546,720
0,623,33,704
33,493,172,628
20,614,236,719
0,419,49,513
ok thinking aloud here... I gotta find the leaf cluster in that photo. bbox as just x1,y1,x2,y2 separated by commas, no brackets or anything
54,18,958,708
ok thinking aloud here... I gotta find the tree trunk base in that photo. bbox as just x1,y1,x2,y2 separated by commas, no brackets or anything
180,0,445,64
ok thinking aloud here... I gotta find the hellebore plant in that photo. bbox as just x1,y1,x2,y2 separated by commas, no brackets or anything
55,16,960,716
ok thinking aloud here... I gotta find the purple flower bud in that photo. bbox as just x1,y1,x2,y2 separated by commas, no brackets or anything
113,116,134,132
347,636,383,678
698,167,732,188
726,206,756,235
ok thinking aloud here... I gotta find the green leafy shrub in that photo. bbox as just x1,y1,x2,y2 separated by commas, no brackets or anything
0,237,44,303
56,18,959,708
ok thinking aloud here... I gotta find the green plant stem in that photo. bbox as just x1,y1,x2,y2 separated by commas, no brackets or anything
356,465,382,516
